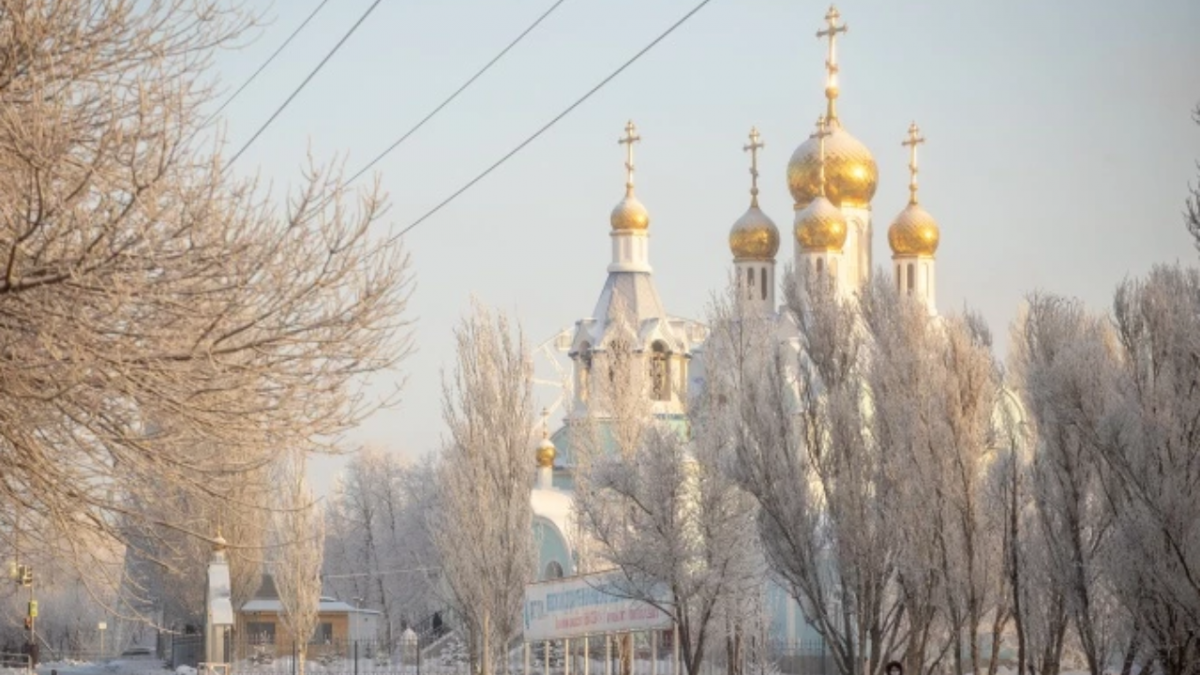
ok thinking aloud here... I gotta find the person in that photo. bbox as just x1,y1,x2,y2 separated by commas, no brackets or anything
884,661,903,675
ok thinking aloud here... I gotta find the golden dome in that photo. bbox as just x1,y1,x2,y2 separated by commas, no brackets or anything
794,195,847,252
889,121,938,257
536,435,556,469
730,206,780,261
787,122,878,209
888,203,939,257
610,189,650,231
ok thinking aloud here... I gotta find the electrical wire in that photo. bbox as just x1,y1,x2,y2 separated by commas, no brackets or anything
205,0,335,127
389,0,715,242
225,0,386,170
346,0,572,186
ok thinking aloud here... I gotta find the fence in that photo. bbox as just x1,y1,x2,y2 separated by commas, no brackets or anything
159,633,834,675
0,652,30,674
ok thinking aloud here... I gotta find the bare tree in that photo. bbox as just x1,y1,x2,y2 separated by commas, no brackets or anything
1011,294,1125,675
573,292,763,675
0,0,414,599
1106,266,1200,675
728,269,901,675
324,447,442,643
273,453,326,675
429,301,536,675
1186,104,1200,249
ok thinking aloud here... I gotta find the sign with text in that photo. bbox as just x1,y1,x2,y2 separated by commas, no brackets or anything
523,570,672,641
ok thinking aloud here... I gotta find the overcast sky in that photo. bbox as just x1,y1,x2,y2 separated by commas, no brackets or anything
211,0,1200,491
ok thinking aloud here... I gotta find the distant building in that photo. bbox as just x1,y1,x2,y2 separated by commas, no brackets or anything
236,575,381,660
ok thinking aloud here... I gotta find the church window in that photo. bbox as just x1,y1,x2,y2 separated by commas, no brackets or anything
747,267,755,300
650,341,670,401
907,264,915,294
815,258,824,275
544,561,564,580
896,265,901,293
760,268,768,300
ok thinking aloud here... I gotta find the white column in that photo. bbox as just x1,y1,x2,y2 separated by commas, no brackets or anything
605,635,612,675
609,232,652,273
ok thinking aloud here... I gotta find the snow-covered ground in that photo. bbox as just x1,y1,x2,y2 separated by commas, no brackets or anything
33,655,168,675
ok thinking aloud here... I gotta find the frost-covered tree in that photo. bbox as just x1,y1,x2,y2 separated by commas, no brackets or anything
324,448,440,644
0,0,414,602
573,295,762,675
429,302,536,675
1011,294,1126,675
272,453,326,675
1105,266,1200,674
728,270,900,675
862,279,1005,675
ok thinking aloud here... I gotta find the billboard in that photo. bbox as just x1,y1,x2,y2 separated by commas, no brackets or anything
523,570,672,641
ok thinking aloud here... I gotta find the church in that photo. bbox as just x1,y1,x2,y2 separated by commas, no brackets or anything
528,4,943,645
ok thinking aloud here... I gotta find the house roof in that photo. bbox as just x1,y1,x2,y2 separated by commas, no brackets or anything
240,596,382,615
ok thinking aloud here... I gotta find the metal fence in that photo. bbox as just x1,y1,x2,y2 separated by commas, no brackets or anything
0,652,30,675
154,633,834,675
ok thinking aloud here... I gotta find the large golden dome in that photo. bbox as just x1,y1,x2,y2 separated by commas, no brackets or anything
787,122,878,209
795,195,847,252
729,206,780,261
888,202,939,257
610,189,650,231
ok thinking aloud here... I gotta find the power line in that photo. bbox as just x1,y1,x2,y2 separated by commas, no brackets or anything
206,0,335,127
225,0,386,170
390,0,716,242
347,0,572,186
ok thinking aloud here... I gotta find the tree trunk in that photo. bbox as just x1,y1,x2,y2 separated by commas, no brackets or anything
986,609,1008,675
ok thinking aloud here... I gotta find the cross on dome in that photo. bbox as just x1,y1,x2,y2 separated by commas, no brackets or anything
618,120,641,192
744,126,764,206
902,121,926,205
813,115,833,198
816,5,848,122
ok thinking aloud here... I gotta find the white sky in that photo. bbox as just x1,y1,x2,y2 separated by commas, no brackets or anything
208,0,1200,492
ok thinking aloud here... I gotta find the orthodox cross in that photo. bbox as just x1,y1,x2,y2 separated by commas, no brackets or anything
816,5,847,121
902,121,925,204
814,115,833,197
618,120,641,190
744,126,764,206
540,407,550,439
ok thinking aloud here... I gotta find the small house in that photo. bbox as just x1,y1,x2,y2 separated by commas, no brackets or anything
236,575,381,661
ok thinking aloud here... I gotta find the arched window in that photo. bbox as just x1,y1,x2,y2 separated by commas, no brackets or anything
544,561,564,580
907,263,915,294
760,267,768,301
895,265,901,293
815,258,824,275
650,341,670,401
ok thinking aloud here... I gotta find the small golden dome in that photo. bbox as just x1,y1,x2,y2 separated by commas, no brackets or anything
795,195,847,252
888,203,939,257
536,435,556,468
730,206,780,262
610,189,650,231
787,122,878,209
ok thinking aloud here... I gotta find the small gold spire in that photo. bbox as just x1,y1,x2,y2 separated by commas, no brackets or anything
618,120,641,194
816,5,848,123
813,116,833,198
540,407,550,439
743,127,764,207
902,121,925,205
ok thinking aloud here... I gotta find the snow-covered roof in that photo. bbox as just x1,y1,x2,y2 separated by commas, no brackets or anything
240,596,381,615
